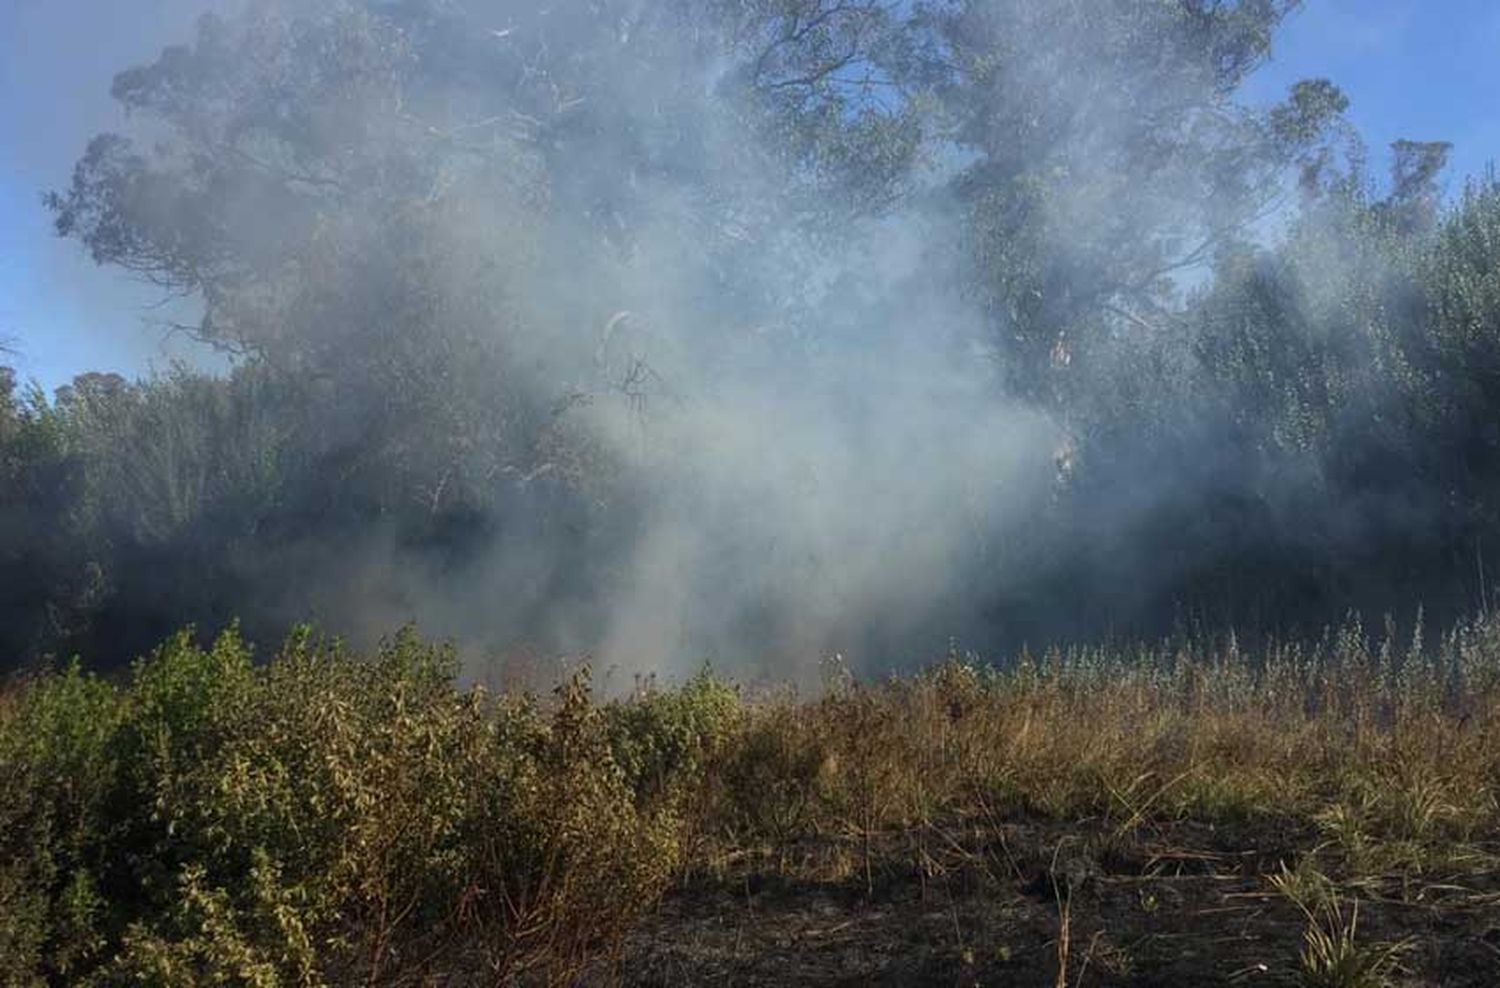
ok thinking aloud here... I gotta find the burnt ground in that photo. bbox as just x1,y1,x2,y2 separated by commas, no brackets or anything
604,819,1500,986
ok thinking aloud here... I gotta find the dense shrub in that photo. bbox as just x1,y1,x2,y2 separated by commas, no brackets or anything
0,627,692,986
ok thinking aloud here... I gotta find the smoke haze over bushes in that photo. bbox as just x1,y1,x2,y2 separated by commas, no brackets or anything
4,0,1500,676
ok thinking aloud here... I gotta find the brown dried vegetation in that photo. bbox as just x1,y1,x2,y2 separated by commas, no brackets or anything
5,616,1500,985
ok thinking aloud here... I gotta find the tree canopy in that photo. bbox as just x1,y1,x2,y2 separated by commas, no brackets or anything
7,0,1499,668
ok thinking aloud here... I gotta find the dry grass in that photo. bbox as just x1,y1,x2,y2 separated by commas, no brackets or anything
693,621,1500,882
639,615,1500,984
5,614,1500,984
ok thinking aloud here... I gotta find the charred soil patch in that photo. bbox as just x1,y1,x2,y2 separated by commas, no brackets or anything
616,819,1500,986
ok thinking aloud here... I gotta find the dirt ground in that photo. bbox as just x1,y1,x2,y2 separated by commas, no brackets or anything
606,818,1500,986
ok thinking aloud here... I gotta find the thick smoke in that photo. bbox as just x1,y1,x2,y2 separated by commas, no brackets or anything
21,0,1482,679
250,0,1064,679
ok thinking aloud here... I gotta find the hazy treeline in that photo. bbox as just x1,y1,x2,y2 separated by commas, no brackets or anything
5,0,1500,673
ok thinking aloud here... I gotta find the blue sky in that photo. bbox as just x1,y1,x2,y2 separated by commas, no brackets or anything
1243,1,1500,190
2,0,1497,391
0,0,231,391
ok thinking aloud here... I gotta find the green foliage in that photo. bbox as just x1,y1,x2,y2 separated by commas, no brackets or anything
0,662,121,982
1035,168,1500,635
606,668,743,804
0,627,682,985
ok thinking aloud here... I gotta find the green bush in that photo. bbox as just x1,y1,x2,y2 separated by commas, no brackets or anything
605,669,743,804
0,627,684,986
0,661,122,983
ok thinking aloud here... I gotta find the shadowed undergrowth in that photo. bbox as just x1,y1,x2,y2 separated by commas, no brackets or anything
4,616,1500,985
